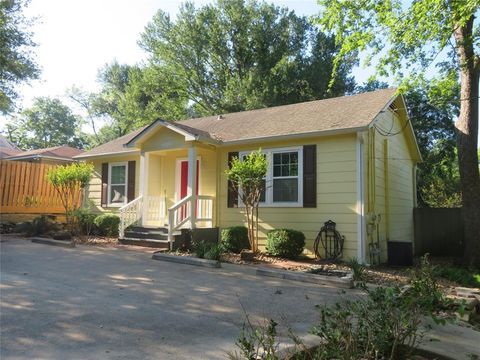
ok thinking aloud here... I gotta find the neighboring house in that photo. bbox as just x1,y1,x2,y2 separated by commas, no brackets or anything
4,145,83,164
0,135,22,159
75,88,422,263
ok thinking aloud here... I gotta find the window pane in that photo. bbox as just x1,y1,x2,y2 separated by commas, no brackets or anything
273,153,281,165
110,185,126,203
273,164,281,177
273,178,298,202
111,165,126,184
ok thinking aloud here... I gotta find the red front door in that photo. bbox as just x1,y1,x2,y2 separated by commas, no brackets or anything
180,160,199,199
179,160,199,220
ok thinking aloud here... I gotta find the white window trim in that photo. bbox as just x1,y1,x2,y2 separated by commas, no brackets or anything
238,146,303,208
108,162,128,207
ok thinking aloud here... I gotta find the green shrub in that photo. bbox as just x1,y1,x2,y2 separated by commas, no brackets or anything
409,254,445,312
221,226,249,253
266,229,305,259
74,208,97,235
94,214,120,237
205,244,223,261
346,258,366,282
194,240,210,259
435,265,480,288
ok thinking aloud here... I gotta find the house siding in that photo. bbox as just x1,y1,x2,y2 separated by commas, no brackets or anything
86,154,140,214
217,134,359,259
370,106,416,262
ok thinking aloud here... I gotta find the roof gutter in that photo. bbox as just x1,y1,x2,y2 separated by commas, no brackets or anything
218,126,368,146
6,154,78,162
73,149,140,160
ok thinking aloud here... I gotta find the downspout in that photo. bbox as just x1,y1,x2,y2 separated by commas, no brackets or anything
356,132,366,263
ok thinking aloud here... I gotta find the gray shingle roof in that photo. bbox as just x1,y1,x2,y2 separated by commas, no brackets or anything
76,88,397,158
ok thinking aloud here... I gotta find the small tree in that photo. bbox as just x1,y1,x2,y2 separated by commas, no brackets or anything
225,150,267,252
47,162,94,233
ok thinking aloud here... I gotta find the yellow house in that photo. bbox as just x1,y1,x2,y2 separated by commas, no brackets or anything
74,88,422,264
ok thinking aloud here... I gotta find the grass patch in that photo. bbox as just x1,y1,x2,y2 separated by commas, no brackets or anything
435,266,480,288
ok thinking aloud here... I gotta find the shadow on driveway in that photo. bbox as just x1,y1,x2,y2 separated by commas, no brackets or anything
1,237,355,360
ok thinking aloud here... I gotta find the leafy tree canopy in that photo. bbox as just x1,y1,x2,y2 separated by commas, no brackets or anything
4,97,87,150
139,0,357,116
0,0,39,113
315,0,480,266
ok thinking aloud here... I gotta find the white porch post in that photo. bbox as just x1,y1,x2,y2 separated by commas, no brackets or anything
187,144,197,228
140,151,149,226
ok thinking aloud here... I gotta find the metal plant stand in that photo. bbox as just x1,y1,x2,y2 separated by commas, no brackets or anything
314,220,344,260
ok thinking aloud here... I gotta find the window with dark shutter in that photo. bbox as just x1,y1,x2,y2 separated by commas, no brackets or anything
303,145,316,208
227,152,239,208
127,161,136,202
101,163,108,207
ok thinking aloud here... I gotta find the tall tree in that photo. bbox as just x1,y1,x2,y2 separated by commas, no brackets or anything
0,0,39,113
316,0,480,266
139,0,356,116
407,88,461,208
82,61,188,147
5,97,87,149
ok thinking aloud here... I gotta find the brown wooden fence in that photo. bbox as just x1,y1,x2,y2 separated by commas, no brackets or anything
413,207,464,257
0,160,81,215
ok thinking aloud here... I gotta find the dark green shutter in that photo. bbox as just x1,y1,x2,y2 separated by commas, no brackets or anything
101,163,108,207
127,161,136,202
303,145,316,208
227,152,239,208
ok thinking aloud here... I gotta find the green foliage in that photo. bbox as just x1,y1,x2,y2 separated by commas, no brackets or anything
205,244,224,261
94,214,120,237
193,240,222,260
226,150,268,252
193,240,209,259
140,0,356,116
406,88,461,207
312,286,425,360
409,254,445,315
47,162,94,233
221,226,250,253
47,162,93,190
435,266,480,288
74,207,97,236
0,0,40,113
5,97,87,150
266,229,305,260
232,254,451,360
346,258,366,282
228,319,279,360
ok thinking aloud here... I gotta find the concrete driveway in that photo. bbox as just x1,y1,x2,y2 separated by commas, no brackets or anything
0,236,350,360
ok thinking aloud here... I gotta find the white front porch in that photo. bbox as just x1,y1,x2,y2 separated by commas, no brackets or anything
118,144,216,247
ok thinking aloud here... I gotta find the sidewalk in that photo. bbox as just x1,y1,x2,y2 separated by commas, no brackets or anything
421,320,480,359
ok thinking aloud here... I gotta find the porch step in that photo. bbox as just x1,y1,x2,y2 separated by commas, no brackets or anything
119,238,170,249
120,226,171,248
125,226,168,240
124,230,168,241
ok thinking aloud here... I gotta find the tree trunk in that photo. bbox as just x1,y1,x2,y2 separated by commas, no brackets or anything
454,20,480,267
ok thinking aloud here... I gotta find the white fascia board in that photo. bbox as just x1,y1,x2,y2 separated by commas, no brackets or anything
73,149,140,160
218,126,367,146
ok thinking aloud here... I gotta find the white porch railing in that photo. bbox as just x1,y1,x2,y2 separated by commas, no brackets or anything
145,195,166,224
120,194,213,247
119,195,167,238
119,196,143,238
197,195,214,227
167,195,214,246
